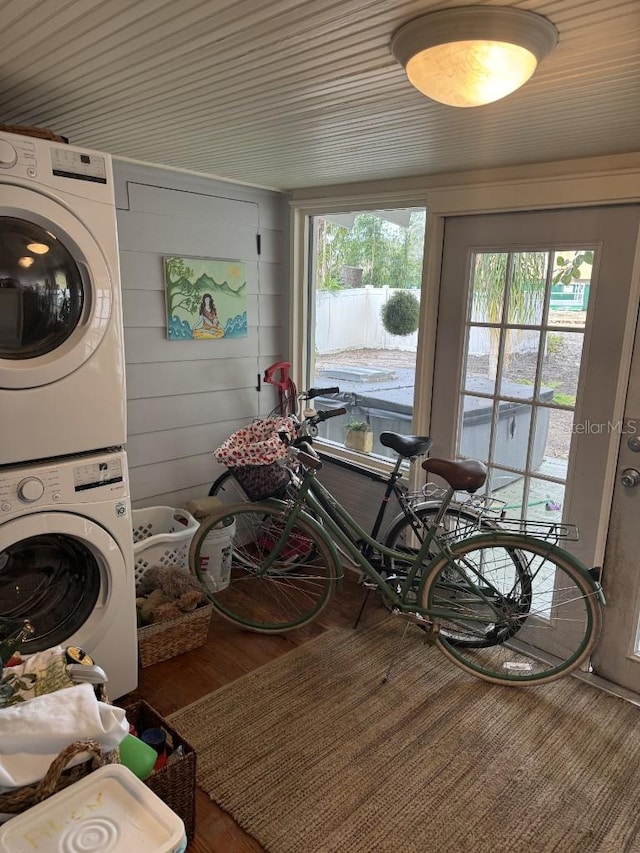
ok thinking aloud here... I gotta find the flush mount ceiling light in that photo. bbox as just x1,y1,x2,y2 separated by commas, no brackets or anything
391,5,558,108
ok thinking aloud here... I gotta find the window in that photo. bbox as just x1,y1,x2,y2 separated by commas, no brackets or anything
306,208,426,460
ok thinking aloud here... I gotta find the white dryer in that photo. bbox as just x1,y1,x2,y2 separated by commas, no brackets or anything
0,448,137,700
0,130,126,465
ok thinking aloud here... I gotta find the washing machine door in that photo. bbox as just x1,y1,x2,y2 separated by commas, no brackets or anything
0,512,125,654
0,185,113,389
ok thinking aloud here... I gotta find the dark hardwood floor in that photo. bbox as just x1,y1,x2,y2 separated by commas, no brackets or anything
117,571,370,852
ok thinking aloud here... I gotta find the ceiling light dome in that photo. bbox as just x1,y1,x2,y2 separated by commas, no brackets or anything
391,6,558,108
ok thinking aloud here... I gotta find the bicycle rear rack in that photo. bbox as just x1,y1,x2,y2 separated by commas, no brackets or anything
491,518,580,542
412,483,579,545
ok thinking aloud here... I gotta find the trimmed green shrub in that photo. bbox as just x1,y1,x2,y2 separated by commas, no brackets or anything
381,290,420,337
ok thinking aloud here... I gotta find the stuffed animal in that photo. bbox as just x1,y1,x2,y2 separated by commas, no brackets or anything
136,566,206,625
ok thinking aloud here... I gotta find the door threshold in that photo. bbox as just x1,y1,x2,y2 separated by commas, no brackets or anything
574,670,640,708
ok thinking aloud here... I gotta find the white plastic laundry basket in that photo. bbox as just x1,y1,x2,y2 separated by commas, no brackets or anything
132,506,199,583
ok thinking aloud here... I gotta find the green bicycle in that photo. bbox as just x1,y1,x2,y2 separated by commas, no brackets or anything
189,441,604,686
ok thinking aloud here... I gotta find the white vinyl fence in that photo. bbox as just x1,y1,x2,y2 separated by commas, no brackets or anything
316,286,419,354
316,286,538,356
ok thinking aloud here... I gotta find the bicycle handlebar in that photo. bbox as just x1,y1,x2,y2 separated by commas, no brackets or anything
306,387,340,399
312,406,347,423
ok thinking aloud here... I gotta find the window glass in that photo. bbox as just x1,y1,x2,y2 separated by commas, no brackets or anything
460,247,593,520
308,209,426,459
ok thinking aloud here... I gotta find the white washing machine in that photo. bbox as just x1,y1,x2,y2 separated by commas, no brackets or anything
0,448,137,700
0,130,126,465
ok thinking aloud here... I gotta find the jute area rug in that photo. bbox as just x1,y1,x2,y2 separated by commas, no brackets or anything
169,617,640,853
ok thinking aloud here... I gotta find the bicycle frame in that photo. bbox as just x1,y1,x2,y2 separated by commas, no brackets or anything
258,461,602,629
263,465,457,614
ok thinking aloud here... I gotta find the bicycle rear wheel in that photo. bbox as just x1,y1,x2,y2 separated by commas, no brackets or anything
189,502,339,633
420,533,602,686
383,504,532,648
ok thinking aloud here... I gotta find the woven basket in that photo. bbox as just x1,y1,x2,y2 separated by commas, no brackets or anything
0,738,118,816
137,603,213,668
122,699,196,843
229,462,291,500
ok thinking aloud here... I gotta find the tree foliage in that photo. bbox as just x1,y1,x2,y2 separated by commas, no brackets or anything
553,250,594,285
164,257,201,318
315,211,425,290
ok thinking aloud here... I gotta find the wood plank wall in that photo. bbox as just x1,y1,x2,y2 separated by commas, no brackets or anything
113,160,288,507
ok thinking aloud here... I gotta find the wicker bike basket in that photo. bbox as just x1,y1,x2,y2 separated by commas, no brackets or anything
0,738,118,816
215,416,295,500
229,462,291,501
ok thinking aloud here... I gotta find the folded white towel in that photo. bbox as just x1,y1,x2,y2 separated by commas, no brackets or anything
0,683,128,792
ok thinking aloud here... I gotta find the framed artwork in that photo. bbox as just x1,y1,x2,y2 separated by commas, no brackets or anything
163,256,248,340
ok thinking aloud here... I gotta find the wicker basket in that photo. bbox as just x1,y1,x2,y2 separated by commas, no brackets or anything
0,739,118,816
229,462,291,500
122,699,196,843
137,603,213,668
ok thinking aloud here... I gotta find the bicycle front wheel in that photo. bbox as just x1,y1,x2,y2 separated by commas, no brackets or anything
420,533,602,686
189,502,339,633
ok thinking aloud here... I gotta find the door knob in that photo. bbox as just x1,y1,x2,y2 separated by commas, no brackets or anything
621,468,640,488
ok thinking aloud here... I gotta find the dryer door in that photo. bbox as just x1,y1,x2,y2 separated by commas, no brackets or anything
0,512,126,653
0,185,113,389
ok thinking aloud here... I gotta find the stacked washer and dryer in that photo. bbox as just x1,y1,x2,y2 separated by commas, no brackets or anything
0,130,137,699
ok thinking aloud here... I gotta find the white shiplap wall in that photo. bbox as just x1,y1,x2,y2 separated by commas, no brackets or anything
113,160,288,507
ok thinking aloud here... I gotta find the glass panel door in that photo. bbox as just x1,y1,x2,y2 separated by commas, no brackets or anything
461,248,592,522
430,206,640,674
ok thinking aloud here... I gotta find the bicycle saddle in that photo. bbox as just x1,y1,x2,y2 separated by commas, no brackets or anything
422,457,487,493
380,432,433,459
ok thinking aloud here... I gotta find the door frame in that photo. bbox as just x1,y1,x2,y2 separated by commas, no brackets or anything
290,154,640,451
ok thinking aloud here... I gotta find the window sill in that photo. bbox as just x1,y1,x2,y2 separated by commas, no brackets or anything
316,440,409,484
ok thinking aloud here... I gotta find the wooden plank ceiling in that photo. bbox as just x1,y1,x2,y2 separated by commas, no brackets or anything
0,0,638,190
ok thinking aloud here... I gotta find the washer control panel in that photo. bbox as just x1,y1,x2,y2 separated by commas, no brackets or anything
0,451,126,514
73,456,123,492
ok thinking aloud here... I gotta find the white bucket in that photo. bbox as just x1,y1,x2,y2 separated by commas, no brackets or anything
198,516,236,593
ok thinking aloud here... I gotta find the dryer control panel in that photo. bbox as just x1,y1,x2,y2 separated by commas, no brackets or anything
0,131,113,201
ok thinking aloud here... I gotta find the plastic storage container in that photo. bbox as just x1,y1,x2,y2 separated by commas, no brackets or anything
0,764,186,852
132,506,199,582
197,515,236,593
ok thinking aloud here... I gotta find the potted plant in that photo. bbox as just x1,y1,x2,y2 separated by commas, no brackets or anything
344,420,373,453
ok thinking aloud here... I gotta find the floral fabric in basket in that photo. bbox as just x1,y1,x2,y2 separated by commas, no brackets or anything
214,417,296,467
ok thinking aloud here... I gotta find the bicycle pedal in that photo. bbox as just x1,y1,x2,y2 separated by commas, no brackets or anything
361,580,378,590
400,610,438,633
